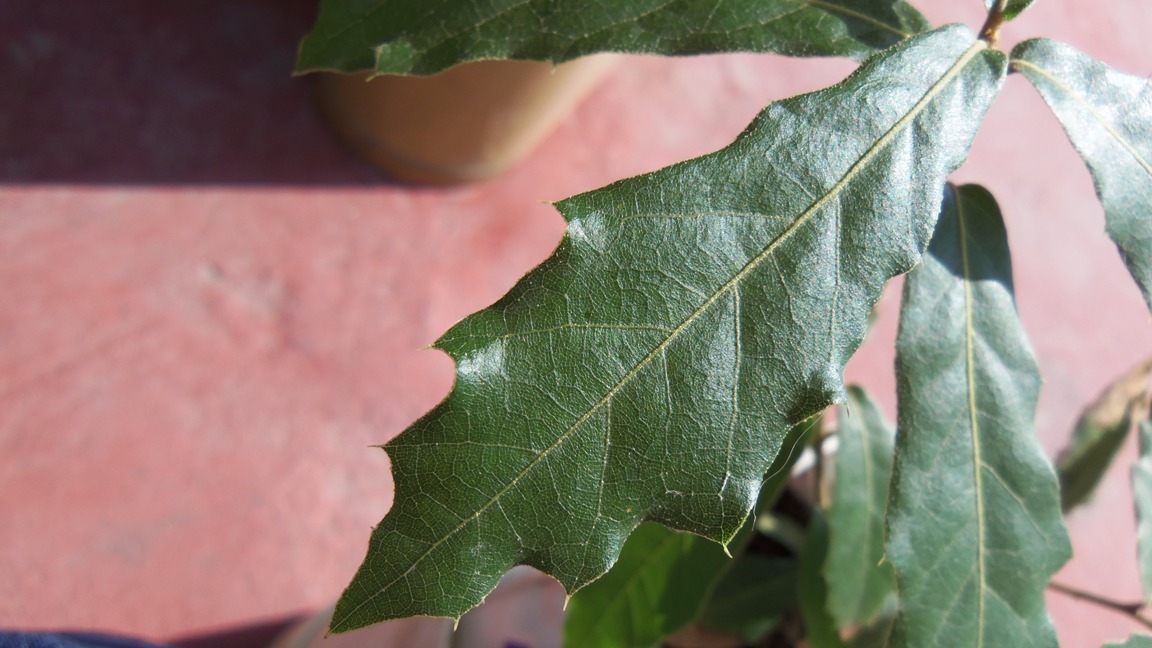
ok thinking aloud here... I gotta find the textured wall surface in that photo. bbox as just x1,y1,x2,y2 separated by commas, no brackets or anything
1,1,1149,645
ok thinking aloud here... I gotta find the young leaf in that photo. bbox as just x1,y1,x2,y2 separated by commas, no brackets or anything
1058,357,1152,512
1012,39,1152,313
296,0,931,75
886,184,1071,647
799,513,848,648
331,27,1006,633
983,0,1035,22
825,386,896,629
1133,419,1152,604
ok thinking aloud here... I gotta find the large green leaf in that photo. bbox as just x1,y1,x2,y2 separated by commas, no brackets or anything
563,418,815,648
1134,419,1152,605
1012,38,1152,313
1058,358,1152,512
825,386,896,628
886,184,1071,647
296,0,931,75
331,27,1006,633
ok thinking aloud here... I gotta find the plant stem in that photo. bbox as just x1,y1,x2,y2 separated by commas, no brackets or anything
1048,581,1152,631
979,0,1009,47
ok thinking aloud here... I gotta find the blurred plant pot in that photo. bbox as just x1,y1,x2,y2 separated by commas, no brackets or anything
268,566,567,648
314,55,617,185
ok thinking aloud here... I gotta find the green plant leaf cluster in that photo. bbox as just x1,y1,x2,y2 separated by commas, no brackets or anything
297,0,930,75
293,0,1152,643
327,25,1005,633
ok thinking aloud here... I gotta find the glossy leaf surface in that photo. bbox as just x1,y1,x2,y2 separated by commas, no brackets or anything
825,386,896,628
296,0,930,74
1013,38,1152,313
887,185,1070,647
332,28,1006,633
1134,419,1152,604
1057,358,1152,512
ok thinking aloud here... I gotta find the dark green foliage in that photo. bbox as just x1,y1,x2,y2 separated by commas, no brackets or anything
329,26,1005,633
289,0,1152,643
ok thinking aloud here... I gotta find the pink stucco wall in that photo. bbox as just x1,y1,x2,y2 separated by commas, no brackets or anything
1,1,1149,646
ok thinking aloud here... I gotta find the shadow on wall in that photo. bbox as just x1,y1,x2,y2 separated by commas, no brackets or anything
0,1,388,186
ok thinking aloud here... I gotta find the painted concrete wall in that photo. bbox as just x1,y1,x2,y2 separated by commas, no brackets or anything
2,1,1149,645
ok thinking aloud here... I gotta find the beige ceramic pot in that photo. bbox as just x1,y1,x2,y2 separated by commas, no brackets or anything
268,566,566,648
314,56,616,185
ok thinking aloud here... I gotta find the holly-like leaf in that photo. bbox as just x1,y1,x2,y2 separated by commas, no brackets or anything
1133,419,1152,604
825,386,896,629
1058,357,1152,512
1012,38,1152,313
331,27,1006,633
983,0,1035,22
296,0,931,75
886,184,1071,647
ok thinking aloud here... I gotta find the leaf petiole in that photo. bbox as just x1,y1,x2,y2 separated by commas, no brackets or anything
979,1,1009,47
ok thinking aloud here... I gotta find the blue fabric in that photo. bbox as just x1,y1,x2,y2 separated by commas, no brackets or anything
0,633,166,648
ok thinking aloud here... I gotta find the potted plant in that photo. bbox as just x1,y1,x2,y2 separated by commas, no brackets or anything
290,0,1152,645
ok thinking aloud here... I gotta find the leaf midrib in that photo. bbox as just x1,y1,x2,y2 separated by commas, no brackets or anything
1013,56,1152,179
957,186,989,648
334,38,987,629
